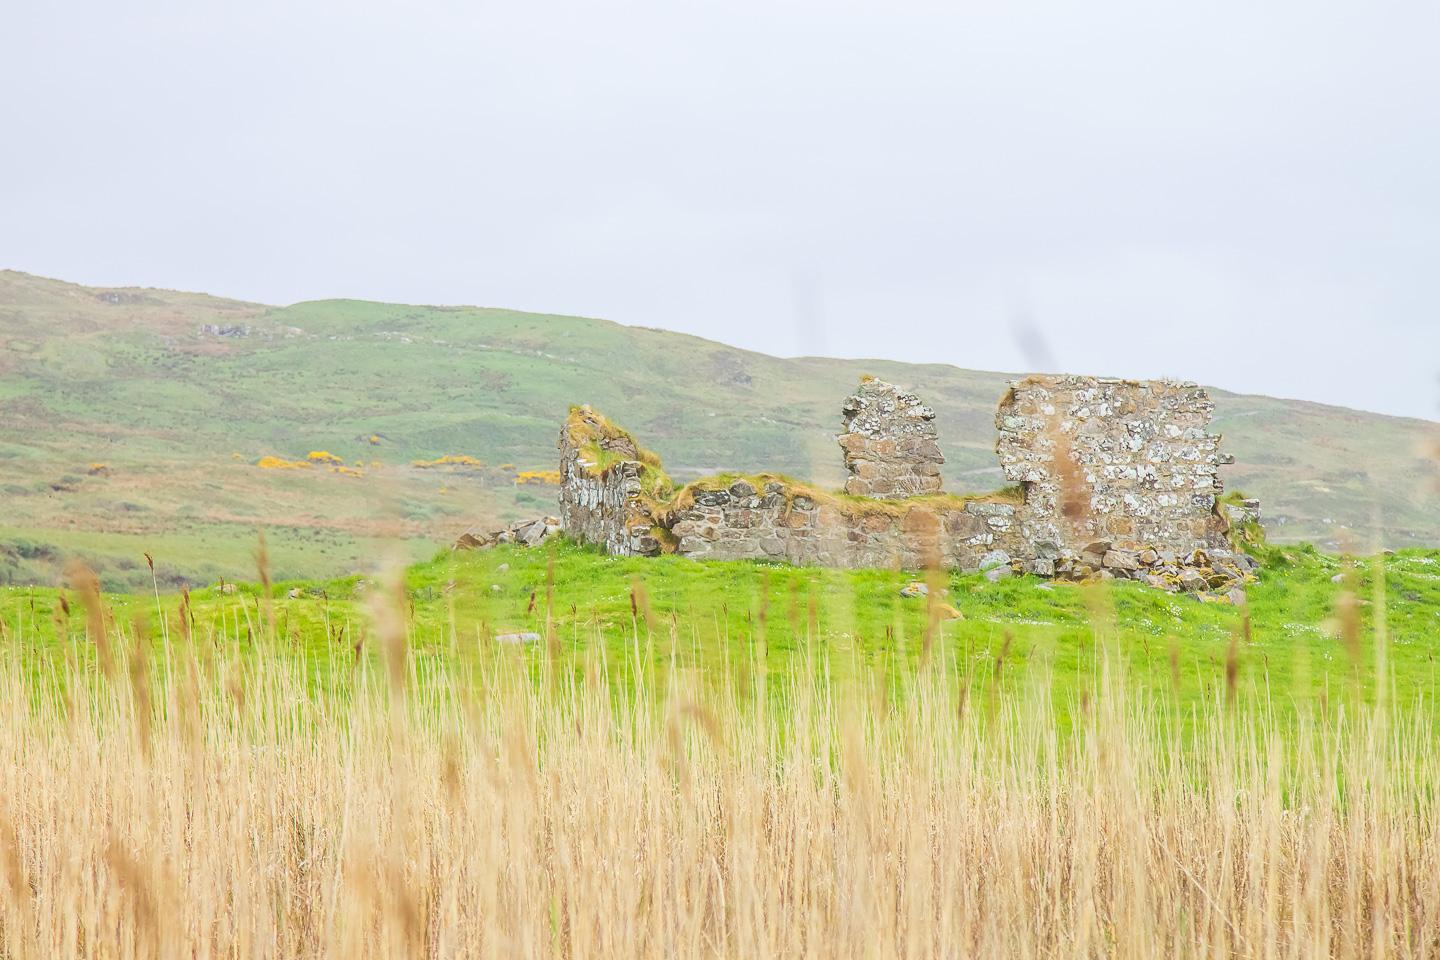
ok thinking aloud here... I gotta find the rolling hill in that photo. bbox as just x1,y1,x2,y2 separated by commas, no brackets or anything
2,269,1436,589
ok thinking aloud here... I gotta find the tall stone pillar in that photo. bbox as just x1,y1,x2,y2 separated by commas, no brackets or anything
838,378,945,498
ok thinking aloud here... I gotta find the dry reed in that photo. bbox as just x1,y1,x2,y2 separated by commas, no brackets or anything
0,588,1436,959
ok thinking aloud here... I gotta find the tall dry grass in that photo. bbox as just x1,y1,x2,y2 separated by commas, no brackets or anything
0,587,1438,959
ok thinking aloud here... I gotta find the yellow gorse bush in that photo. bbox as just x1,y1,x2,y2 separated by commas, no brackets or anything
515,469,561,485
412,455,484,469
256,456,310,470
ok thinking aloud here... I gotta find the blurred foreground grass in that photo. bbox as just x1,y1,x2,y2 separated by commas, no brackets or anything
1,538,1439,956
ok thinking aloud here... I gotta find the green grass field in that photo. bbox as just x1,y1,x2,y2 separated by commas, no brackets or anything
7,538,1437,726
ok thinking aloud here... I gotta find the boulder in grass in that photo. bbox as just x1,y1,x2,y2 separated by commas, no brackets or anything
453,530,492,550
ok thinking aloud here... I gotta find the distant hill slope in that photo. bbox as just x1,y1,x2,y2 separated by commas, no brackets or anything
2,270,1436,588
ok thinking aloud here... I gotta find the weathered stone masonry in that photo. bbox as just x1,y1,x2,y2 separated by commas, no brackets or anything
668,479,1024,571
994,376,1252,586
533,375,1257,592
839,379,946,498
556,406,666,557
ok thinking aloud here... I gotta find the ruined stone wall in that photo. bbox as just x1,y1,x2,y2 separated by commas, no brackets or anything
670,478,1024,571
538,376,1255,592
997,375,1233,564
556,407,664,557
839,380,945,498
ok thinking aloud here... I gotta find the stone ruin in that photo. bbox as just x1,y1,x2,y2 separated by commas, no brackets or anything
994,375,1253,589
459,375,1261,597
839,379,945,498
555,405,668,557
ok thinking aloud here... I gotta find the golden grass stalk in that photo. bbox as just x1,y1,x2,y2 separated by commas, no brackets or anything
0,606,1437,957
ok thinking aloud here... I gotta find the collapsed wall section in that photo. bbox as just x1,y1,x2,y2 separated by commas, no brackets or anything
669,478,1023,571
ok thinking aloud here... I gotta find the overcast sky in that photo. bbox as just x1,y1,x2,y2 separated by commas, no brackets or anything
3,0,1437,420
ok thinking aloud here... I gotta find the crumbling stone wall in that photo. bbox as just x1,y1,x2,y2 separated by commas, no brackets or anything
669,477,1023,570
557,406,664,557
996,375,1252,585
839,379,945,498
545,376,1256,593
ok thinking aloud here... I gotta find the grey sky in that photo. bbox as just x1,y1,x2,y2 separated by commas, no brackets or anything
4,0,1437,421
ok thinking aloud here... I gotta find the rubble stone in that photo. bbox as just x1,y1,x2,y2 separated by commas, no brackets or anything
453,516,562,551
1102,550,1140,571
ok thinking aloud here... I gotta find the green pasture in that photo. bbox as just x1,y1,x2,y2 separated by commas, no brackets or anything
3,539,1437,725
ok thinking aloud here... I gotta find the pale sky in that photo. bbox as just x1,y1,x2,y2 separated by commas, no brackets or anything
3,0,1437,421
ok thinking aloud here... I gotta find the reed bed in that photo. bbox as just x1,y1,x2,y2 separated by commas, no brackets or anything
0,585,1437,959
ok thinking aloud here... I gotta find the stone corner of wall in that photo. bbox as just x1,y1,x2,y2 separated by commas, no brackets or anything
555,405,668,557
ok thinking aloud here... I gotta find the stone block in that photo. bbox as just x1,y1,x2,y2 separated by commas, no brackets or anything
1102,550,1140,571
862,514,893,533
1027,558,1056,577
1178,568,1207,592
781,511,812,530
677,537,710,555
728,479,756,498
979,550,1011,572
945,513,984,538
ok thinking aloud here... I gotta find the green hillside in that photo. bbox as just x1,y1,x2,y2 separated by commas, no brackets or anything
2,270,1437,589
